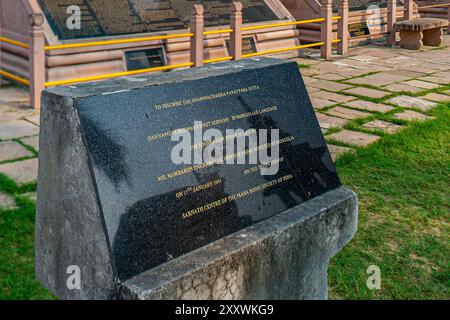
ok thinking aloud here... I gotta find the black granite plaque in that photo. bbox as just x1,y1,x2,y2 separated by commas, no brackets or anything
38,0,283,40
51,58,340,280
226,36,258,55
125,48,165,71
348,22,370,37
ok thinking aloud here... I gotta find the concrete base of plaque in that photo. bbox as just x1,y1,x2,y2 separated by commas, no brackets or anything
120,187,357,300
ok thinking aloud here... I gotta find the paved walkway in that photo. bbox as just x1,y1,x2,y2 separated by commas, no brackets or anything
0,35,449,209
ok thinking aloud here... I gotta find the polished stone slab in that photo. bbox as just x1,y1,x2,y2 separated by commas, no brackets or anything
36,58,343,299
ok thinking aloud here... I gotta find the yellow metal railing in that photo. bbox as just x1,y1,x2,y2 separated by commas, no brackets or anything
44,33,194,51
0,69,29,86
0,37,30,86
1,15,343,88
44,62,194,87
203,56,233,64
206,16,341,62
203,29,233,36
239,16,342,59
0,36,29,49
242,42,324,58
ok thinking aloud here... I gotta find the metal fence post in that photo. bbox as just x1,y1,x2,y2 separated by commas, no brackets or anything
190,4,204,67
29,13,45,110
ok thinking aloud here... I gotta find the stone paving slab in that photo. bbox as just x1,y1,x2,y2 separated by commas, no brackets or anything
0,192,17,210
433,71,450,78
327,130,381,147
20,136,39,151
326,106,372,120
0,113,18,123
387,95,438,111
0,120,40,140
346,72,411,86
398,65,440,74
362,120,404,134
311,97,336,110
0,87,30,103
336,69,375,79
342,100,395,113
24,114,40,126
350,47,400,59
388,69,428,78
308,79,353,92
343,87,391,99
418,76,449,85
421,93,450,102
327,144,355,161
302,76,318,85
347,55,381,63
315,113,350,129
306,86,322,94
311,91,356,103
414,62,450,71
333,59,390,71
393,110,436,121
371,55,420,67
292,57,322,66
383,83,425,93
316,73,348,81
0,102,36,119
0,141,33,162
0,158,38,184
402,80,440,90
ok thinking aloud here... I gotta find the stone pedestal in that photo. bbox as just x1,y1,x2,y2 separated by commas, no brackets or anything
120,187,358,300
36,58,357,300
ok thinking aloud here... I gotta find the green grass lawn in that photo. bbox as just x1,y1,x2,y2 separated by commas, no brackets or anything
329,103,449,299
0,103,448,300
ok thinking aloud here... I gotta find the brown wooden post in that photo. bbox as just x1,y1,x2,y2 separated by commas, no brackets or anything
337,0,348,56
190,4,204,67
387,0,397,46
230,2,243,60
404,0,414,20
320,0,333,60
29,12,45,110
